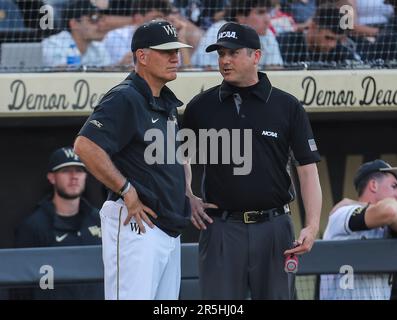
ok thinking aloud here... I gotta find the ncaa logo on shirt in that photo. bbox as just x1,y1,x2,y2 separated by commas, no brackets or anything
262,130,278,138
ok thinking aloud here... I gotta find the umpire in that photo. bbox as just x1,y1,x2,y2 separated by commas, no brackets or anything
183,22,322,299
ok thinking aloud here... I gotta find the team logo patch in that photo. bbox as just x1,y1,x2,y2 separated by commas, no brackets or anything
89,120,103,128
88,225,101,238
55,233,68,242
351,207,364,216
308,139,317,151
162,24,177,37
130,223,142,235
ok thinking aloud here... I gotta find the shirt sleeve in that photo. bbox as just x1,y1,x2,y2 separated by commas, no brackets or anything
261,32,283,65
290,100,321,165
78,90,137,156
324,205,362,239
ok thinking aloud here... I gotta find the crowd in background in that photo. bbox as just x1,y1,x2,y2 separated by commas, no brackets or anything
0,0,396,69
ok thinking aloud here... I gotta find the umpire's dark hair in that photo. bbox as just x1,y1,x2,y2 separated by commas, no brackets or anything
131,0,172,16
355,171,390,197
225,0,273,22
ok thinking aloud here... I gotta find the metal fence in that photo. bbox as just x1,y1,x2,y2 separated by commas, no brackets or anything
0,0,396,72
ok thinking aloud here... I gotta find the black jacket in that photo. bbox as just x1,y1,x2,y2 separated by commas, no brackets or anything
15,196,101,247
12,196,103,299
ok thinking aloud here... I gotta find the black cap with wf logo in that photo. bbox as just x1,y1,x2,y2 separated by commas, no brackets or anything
131,20,192,52
48,147,86,172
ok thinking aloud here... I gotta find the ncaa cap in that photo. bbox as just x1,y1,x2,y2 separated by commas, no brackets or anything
205,22,261,52
48,147,86,172
131,20,192,51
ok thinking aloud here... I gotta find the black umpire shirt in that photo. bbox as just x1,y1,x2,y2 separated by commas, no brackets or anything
78,72,190,237
183,72,321,211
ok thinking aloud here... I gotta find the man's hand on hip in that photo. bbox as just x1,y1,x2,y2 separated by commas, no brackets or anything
123,187,157,233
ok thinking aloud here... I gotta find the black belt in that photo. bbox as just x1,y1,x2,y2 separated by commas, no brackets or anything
206,205,290,224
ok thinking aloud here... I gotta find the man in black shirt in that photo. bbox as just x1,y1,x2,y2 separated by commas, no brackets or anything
74,20,192,300
14,146,102,299
183,22,322,299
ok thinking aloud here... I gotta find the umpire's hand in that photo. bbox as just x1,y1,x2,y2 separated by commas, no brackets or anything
284,225,318,256
123,187,157,233
188,194,218,230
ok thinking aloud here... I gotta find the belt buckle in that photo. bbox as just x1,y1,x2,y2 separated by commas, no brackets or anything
243,211,258,224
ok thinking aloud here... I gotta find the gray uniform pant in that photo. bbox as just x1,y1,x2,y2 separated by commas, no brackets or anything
199,213,296,300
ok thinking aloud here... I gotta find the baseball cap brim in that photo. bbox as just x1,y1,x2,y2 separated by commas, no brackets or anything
51,162,86,172
149,42,193,50
205,41,245,52
379,167,397,178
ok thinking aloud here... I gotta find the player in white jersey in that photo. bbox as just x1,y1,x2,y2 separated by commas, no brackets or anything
320,159,397,300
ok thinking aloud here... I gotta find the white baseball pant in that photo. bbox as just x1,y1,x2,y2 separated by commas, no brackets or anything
100,199,181,300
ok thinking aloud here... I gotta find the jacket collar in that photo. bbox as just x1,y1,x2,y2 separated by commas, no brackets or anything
126,72,183,112
219,72,272,103
38,195,95,219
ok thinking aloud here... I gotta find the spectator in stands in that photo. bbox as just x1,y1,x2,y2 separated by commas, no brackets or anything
167,6,204,66
42,0,111,67
96,0,136,33
281,0,316,23
277,4,359,64
279,0,316,31
14,0,44,29
320,159,397,300
174,0,202,25
349,0,394,38
191,0,283,68
269,1,298,35
102,0,172,66
0,0,25,29
14,147,102,299
358,0,397,61
198,0,227,31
